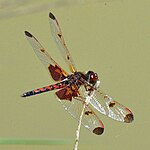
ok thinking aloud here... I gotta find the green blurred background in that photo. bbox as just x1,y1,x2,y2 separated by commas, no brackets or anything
0,0,150,149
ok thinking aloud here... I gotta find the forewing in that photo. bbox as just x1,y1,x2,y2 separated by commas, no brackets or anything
24,31,67,81
58,95,104,135
89,89,134,123
49,12,77,73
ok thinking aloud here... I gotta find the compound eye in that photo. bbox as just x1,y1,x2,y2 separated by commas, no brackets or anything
89,72,98,84
90,73,97,80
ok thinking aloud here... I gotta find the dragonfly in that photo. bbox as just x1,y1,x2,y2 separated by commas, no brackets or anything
21,12,134,136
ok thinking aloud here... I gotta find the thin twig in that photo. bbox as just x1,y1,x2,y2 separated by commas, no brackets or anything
73,103,86,150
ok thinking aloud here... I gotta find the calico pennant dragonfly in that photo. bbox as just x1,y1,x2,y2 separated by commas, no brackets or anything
21,12,134,136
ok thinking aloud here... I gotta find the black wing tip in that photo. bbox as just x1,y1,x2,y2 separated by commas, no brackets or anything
49,12,55,20
93,127,104,135
124,113,134,123
24,31,32,37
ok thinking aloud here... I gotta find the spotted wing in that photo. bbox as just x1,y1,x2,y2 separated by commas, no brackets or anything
58,94,104,135
88,90,134,123
49,12,77,73
24,31,67,81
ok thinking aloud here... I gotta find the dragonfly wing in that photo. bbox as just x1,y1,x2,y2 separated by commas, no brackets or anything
57,91,104,135
49,12,77,73
24,31,68,81
88,89,134,123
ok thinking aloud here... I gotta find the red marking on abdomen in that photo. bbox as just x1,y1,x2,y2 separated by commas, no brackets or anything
39,88,45,91
34,89,39,93
53,84,59,89
22,81,68,98
46,86,52,90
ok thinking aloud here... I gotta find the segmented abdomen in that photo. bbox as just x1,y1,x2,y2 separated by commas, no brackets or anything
21,81,68,97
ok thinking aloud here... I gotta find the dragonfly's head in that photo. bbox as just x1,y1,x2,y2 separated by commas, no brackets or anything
85,71,99,86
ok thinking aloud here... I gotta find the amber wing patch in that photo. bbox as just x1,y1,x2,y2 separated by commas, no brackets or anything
48,64,66,81
56,86,78,101
124,113,134,123
93,127,104,135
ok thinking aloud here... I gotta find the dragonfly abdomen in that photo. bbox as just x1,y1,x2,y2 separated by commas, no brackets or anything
21,81,68,97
